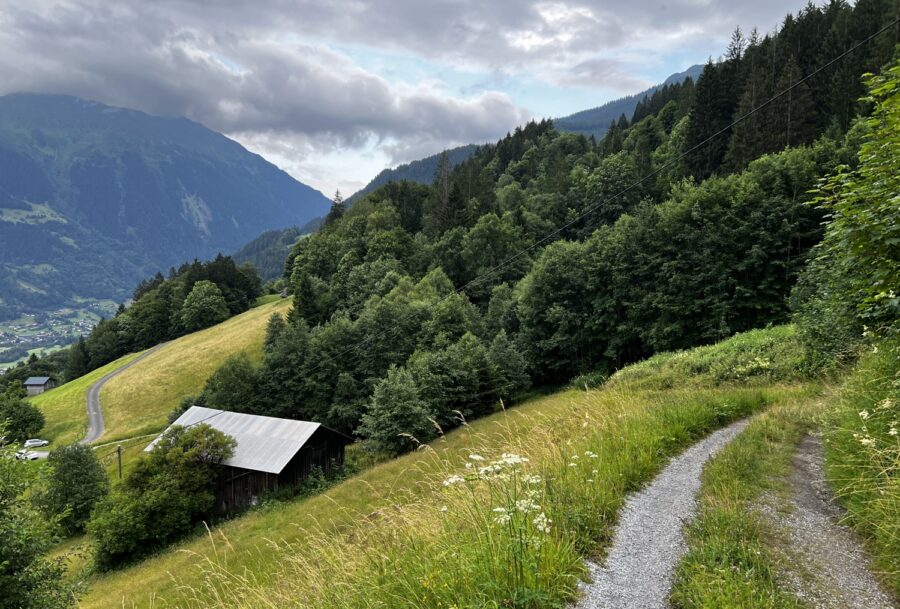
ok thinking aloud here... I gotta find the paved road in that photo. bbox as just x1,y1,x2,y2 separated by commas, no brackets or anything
80,343,169,445
575,419,749,609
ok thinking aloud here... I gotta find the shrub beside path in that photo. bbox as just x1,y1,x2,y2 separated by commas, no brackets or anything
575,419,749,609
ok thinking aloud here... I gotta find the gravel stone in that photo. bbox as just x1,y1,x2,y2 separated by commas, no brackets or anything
765,434,896,609
574,419,749,609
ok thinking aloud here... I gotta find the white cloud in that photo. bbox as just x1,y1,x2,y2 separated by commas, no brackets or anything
0,0,812,193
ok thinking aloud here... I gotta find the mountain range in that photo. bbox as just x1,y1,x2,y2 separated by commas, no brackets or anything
345,65,703,200
0,94,330,319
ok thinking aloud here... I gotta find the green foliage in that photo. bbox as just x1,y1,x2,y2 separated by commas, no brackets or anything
607,326,808,391
822,340,900,595
35,443,109,535
357,366,435,455
808,58,900,339
0,433,75,609
199,353,260,413
0,397,45,442
680,3,896,179
88,424,236,568
180,280,230,332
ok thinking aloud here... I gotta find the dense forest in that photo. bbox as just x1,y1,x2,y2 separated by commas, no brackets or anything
186,1,898,454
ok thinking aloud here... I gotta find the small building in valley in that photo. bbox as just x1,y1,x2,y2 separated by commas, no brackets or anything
23,376,56,396
146,406,350,512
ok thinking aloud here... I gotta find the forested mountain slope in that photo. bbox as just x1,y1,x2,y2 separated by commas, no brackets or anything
346,144,478,204
554,64,703,139
0,94,330,318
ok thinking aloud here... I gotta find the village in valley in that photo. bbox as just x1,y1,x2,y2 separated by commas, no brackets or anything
0,302,115,373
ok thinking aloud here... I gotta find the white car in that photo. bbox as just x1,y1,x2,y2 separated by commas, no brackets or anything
23,439,49,449
15,450,40,461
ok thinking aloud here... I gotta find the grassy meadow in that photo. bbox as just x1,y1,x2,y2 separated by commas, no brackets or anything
89,298,290,444
29,352,142,446
76,326,814,609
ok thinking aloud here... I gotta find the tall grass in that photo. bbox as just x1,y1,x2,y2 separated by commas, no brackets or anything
167,386,792,609
669,390,822,608
823,339,900,595
605,325,808,391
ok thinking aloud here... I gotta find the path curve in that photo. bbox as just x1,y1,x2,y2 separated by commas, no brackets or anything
769,435,895,609
575,418,749,609
80,343,169,445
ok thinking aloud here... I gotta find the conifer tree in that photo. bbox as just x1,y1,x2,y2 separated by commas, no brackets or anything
324,189,346,227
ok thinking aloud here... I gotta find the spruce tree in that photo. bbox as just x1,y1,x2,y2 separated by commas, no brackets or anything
324,189,345,227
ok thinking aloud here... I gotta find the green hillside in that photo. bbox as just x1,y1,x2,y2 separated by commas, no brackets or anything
77,325,815,608
32,298,291,447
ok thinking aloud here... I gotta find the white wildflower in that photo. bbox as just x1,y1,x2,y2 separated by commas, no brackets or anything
500,453,529,466
859,410,871,421
889,427,898,437
568,463,578,468
478,464,503,476
860,436,876,447
584,451,598,459
533,512,552,534
515,499,540,514
443,475,465,487
440,505,448,513
493,507,511,525
468,454,485,461
522,474,542,485
876,398,895,411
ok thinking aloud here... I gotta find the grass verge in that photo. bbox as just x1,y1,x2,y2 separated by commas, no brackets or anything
669,388,822,608
822,339,900,595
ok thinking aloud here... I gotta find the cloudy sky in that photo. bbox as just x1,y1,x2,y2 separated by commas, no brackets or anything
0,1,811,196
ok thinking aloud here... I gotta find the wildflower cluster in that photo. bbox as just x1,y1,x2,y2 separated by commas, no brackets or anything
851,395,899,450
441,452,552,537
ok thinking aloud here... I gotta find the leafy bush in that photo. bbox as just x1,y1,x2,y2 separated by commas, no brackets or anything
35,443,109,535
199,353,260,413
0,431,75,609
793,57,900,363
0,397,45,442
88,424,235,568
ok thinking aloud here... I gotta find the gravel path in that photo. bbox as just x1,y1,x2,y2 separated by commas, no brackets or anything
575,419,749,609
767,435,896,609
80,343,168,445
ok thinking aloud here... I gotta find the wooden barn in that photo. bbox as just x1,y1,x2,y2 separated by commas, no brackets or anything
24,376,56,396
146,406,350,512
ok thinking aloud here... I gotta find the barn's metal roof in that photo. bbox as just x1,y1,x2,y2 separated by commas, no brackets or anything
144,406,322,474
24,376,51,385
